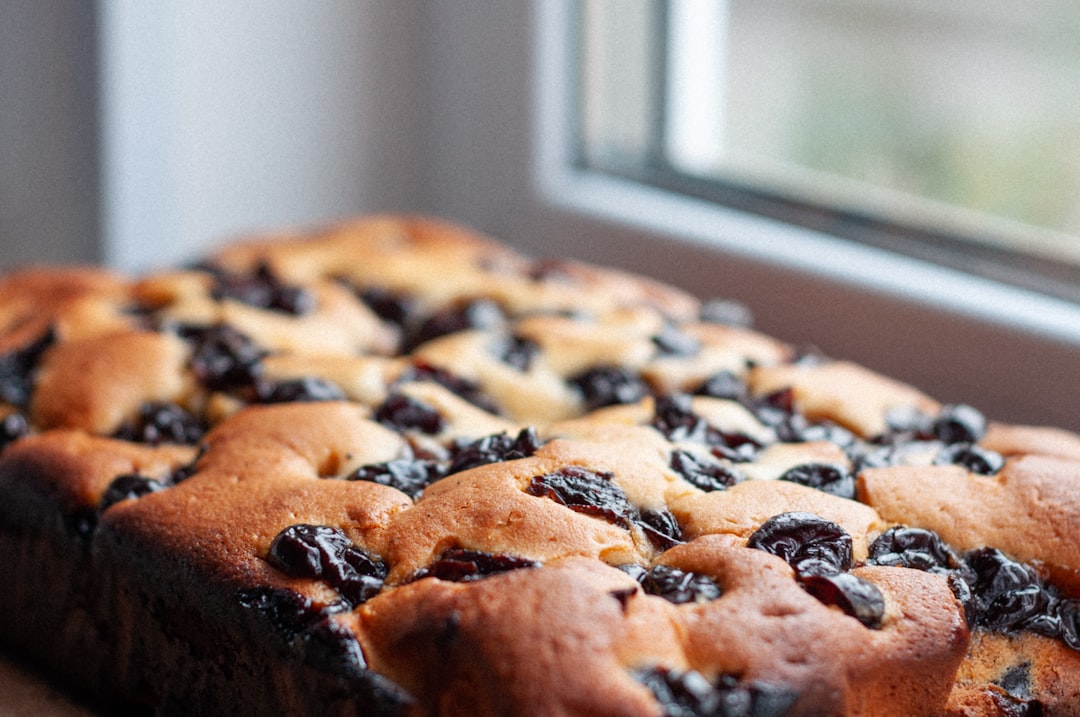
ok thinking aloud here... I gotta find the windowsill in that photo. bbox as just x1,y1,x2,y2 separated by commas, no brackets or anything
538,163,1080,348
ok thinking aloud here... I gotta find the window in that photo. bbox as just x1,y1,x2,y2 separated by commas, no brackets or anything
576,0,1080,304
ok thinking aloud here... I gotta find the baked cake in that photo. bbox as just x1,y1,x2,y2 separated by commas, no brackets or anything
1,215,1079,716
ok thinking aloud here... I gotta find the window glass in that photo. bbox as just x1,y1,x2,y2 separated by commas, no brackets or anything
578,0,1080,295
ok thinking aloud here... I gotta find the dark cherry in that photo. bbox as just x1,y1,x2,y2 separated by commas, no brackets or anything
652,394,759,461
777,463,855,500
638,508,684,550
493,335,540,372
526,466,636,528
396,363,500,414
799,571,885,629
348,458,446,500
113,401,206,445
652,323,700,357
964,547,1053,633
257,376,347,404
236,584,416,713
0,328,55,408
745,388,796,429
636,667,799,717
637,667,718,716
997,663,1033,701
1057,599,1080,650
868,526,962,573
373,393,445,434
183,324,265,391
652,393,712,443
408,299,504,349
267,524,387,607
209,262,313,315
98,473,167,512
630,564,722,605
698,298,754,328
236,585,330,642
0,412,30,451
947,572,976,627
746,512,853,575
694,370,749,402
932,404,987,444
932,442,1004,475
670,449,742,492
775,415,857,449
569,365,650,412
357,287,415,326
882,405,932,438
413,547,539,582
986,692,1043,717
448,427,542,475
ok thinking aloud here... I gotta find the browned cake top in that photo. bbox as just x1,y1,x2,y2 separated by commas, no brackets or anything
1,215,1079,716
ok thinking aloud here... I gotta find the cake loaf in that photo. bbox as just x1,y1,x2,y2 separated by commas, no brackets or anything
1,215,1079,716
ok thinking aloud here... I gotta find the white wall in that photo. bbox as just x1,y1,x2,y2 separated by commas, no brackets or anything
98,0,425,272
2,1,425,273
0,1,100,269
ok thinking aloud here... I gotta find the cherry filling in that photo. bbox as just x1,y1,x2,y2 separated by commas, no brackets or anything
670,449,743,492
348,458,446,500
256,376,347,404
0,328,55,408
99,473,168,513
412,547,540,582
373,393,445,435
635,666,798,717
407,299,505,350
932,442,1005,475
527,466,635,528
570,365,651,412
448,427,542,474
747,512,853,576
181,323,266,392
236,585,414,711
113,401,206,445
207,262,314,315
871,526,1080,651
964,547,1059,636
748,512,884,629
493,334,540,372
652,394,760,462
652,323,701,357
267,524,387,608
527,467,684,549
620,564,722,605
777,463,855,501
355,286,415,327
867,526,964,574
396,363,500,414
693,370,749,403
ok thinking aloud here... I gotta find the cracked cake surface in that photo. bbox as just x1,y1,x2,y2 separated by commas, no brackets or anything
0,215,1078,716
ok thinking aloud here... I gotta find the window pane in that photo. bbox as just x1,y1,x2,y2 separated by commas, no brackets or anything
580,0,1080,276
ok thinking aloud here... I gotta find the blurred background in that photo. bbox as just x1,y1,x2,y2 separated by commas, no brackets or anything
2,0,1078,429
2,1,427,271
